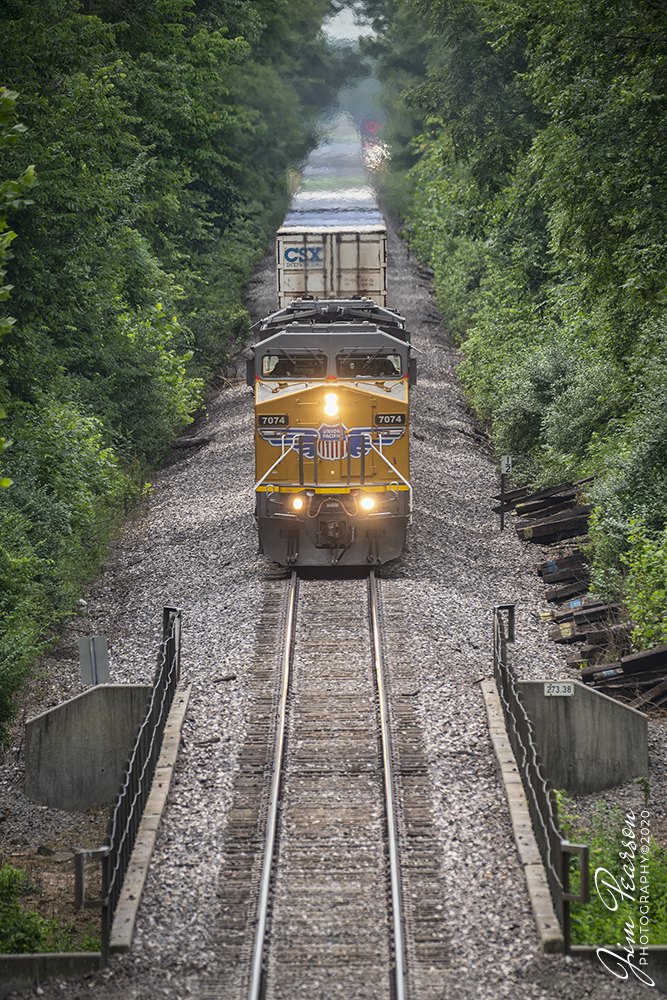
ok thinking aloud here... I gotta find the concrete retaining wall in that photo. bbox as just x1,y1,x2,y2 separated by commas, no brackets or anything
25,685,151,812
0,952,102,999
516,680,648,795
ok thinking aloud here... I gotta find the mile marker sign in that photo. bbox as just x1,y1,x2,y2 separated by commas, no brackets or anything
499,455,512,531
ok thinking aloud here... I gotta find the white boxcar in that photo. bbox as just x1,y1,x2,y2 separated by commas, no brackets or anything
276,225,387,308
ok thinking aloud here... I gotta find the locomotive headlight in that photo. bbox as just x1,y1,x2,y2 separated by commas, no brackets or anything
292,496,304,510
324,392,338,417
360,496,375,511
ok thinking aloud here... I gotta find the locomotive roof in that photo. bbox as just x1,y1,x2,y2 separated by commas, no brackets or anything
252,325,411,356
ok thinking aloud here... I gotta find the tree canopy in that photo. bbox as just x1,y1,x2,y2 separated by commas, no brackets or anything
374,0,667,630
0,0,356,740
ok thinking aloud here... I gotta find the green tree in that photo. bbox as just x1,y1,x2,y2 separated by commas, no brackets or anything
484,0,667,309
373,0,667,624
0,88,36,487
0,0,347,743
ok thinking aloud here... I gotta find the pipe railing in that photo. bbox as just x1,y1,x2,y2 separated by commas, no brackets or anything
366,436,412,519
492,604,589,952
75,608,182,962
255,432,411,513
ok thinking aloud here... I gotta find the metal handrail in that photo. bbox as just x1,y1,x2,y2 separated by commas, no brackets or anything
254,435,298,491
367,436,412,518
105,609,181,903
255,432,412,509
492,605,589,952
76,608,182,962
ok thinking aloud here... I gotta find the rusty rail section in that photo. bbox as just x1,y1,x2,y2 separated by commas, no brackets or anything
75,607,182,961
492,604,589,951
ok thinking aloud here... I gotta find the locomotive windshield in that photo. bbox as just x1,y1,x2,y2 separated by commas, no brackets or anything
262,351,327,379
336,350,403,379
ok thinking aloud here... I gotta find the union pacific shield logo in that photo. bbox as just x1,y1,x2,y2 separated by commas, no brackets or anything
258,424,400,457
317,422,348,461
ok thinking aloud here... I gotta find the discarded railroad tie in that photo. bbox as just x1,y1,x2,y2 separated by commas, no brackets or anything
580,645,667,707
493,478,667,711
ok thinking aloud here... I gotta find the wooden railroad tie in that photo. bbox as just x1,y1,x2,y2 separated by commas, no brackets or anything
491,475,667,710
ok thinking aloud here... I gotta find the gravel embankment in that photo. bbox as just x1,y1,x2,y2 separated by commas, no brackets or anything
2,225,666,1000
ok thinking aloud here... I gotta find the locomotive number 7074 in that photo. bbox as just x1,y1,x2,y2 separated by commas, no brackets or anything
258,414,289,427
374,413,406,426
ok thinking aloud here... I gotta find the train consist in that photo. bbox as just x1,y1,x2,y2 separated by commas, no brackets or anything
247,143,415,567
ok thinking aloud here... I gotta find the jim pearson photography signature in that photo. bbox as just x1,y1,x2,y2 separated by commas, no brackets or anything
594,808,655,987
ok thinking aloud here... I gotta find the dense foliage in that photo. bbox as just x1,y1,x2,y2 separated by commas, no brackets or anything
0,0,354,741
557,795,667,947
369,0,667,631
0,863,100,952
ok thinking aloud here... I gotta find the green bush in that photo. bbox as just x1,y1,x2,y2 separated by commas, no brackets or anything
558,796,667,947
183,215,263,371
96,306,205,465
586,338,667,600
0,863,99,953
0,531,44,741
0,396,138,743
621,522,667,650
0,865,49,953
490,338,573,467
403,138,488,339
541,357,628,462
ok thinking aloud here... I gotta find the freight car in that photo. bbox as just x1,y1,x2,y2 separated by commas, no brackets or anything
275,190,387,307
248,296,415,566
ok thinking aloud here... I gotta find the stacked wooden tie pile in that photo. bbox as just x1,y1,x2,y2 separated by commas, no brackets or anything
579,644,667,708
493,476,595,545
495,476,667,709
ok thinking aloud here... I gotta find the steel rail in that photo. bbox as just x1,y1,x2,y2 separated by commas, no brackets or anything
369,569,407,1000
249,571,406,998
248,569,298,1000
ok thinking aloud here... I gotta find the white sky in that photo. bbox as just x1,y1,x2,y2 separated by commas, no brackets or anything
324,6,373,40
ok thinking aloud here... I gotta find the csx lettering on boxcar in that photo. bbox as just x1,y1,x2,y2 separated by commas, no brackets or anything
283,246,324,265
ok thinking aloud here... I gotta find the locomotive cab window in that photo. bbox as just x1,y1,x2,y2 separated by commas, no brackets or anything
336,351,403,379
262,352,327,379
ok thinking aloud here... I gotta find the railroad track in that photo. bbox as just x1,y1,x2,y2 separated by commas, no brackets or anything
209,571,448,1000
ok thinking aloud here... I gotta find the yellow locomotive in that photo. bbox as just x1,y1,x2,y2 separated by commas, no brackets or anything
248,298,415,566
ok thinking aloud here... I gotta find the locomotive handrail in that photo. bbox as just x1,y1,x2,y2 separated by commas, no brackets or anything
366,436,413,520
255,433,411,511
254,435,299,492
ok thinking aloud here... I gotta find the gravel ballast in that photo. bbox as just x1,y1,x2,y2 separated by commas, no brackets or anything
1,221,666,1000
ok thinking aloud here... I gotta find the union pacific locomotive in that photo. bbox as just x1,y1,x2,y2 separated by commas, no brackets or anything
247,132,415,567
248,294,415,566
